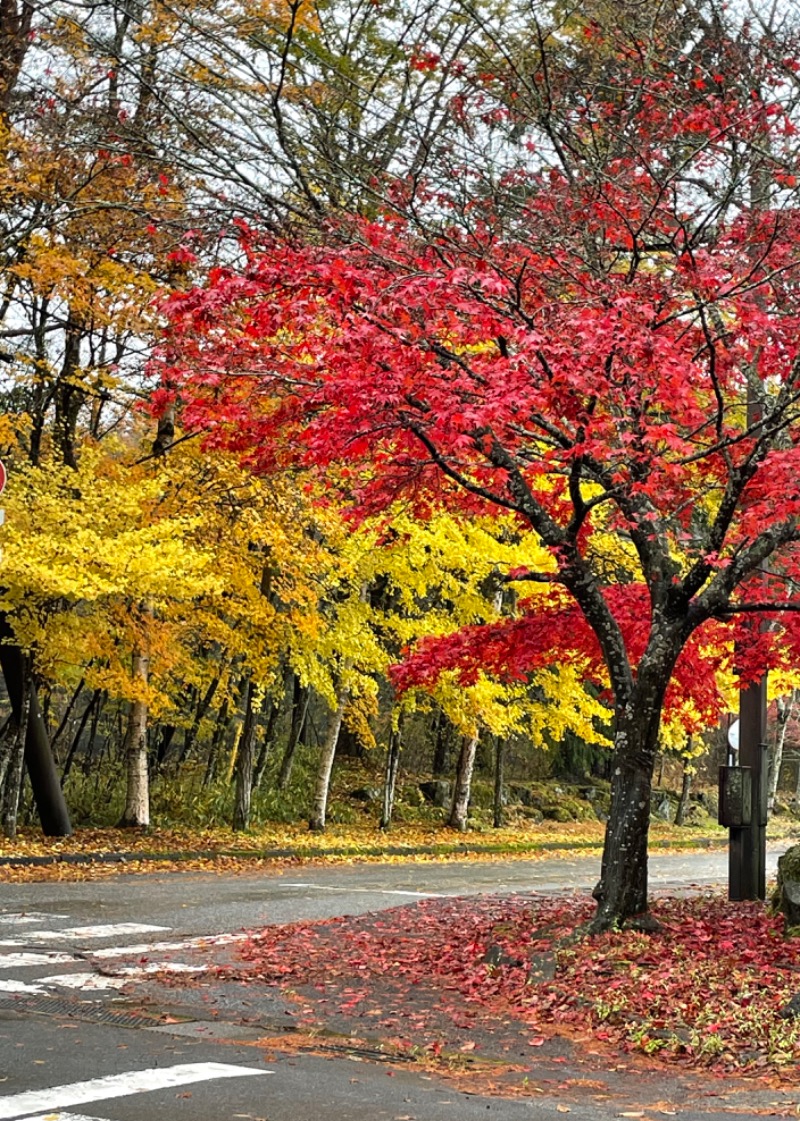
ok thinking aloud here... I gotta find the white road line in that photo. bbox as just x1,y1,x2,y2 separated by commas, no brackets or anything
0,952,76,969
44,963,206,991
0,923,169,946
18,1114,109,1121
0,1061,270,1119
0,913,67,926
281,882,446,898
0,978,45,994
90,932,242,959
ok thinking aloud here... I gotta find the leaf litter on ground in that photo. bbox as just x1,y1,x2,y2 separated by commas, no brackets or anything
0,820,729,881
194,893,800,1075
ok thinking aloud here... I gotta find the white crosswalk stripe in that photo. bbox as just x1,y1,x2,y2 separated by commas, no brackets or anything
0,911,237,997
90,931,241,958
0,912,68,925
0,952,77,969
8,1114,109,1121
0,978,49,994
0,1062,270,1119
0,922,169,946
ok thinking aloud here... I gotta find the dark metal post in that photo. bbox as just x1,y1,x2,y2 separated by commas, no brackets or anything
729,677,767,900
728,349,769,900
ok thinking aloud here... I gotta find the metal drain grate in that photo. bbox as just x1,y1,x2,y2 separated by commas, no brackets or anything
0,996,419,1062
0,994,165,1027
296,1041,416,1063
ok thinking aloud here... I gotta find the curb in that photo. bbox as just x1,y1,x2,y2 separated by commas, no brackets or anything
0,834,729,868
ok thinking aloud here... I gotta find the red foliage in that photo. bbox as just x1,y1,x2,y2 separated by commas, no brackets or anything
153,30,800,724
226,894,800,1071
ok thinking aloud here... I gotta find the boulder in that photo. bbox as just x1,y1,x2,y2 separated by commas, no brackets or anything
419,780,451,807
508,783,536,806
780,992,800,1019
772,844,800,929
483,944,524,968
653,795,673,822
348,786,381,803
697,790,719,818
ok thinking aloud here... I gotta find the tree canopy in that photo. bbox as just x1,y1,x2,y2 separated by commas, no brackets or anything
155,0,800,926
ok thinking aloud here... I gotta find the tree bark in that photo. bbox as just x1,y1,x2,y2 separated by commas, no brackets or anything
61,688,100,785
233,677,257,831
431,710,449,777
308,683,349,832
0,637,72,835
769,690,796,814
202,697,229,788
674,754,693,827
49,675,86,759
592,761,653,928
0,664,29,838
178,673,221,767
277,673,309,791
155,723,177,771
0,715,12,795
448,731,480,831
380,718,403,830
591,707,663,930
253,694,281,790
82,690,106,776
118,634,151,828
493,736,505,829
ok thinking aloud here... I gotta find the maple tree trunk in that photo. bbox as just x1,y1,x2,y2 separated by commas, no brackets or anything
233,678,257,831
118,642,150,828
591,695,668,931
380,719,403,830
448,731,480,832
308,684,349,832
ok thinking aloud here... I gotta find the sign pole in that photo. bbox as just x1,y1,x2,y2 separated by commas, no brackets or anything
734,676,768,900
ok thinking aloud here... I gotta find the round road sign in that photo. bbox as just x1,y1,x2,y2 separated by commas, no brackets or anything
727,718,740,752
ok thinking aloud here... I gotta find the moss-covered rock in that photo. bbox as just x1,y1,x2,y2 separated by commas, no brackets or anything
772,844,800,930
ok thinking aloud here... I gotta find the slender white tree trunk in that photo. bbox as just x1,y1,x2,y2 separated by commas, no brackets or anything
233,677,257,831
769,690,797,814
119,616,151,828
448,731,480,831
309,681,349,832
380,716,403,830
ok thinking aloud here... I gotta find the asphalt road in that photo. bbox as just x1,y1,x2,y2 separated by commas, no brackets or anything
0,845,794,1121
0,845,783,936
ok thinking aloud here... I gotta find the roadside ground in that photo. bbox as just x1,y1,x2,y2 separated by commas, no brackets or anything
113,882,800,1116
0,819,758,881
3,828,800,1116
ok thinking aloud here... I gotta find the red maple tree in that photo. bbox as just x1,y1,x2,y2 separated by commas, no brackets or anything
154,8,800,928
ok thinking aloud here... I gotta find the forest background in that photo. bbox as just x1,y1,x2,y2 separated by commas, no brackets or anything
2,0,800,878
